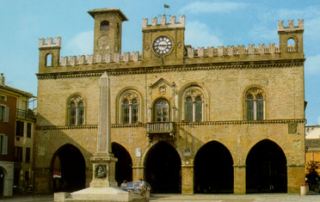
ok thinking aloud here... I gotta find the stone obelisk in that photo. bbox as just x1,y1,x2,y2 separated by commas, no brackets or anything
59,72,137,202
90,72,117,188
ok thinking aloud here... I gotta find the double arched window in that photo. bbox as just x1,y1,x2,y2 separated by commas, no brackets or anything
120,90,140,124
246,88,265,121
67,96,84,126
183,87,204,122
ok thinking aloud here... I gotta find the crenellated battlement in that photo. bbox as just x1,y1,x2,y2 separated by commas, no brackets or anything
187,43,280,58
59,52,142,66
39,37,61,48
278,19,304,31
142,15,185,28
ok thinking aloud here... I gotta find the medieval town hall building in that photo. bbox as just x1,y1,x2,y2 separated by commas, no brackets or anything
34,8,305,194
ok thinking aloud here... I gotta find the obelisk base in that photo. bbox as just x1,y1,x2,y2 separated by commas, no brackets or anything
90,153,118,188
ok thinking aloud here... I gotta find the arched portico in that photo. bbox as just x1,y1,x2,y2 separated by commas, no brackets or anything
246,139,287,193
194,141,234,193
51,144,86,192
111,142,133,186
144,141,181,193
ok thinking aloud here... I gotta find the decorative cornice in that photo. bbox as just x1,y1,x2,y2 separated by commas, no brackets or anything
177,119,305,126
36,124,98,130
36,119,305,131
37,59,304,80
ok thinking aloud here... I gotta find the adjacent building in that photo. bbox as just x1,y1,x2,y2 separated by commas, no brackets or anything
0,73,35,196
34,8,306,194
305,125,320,174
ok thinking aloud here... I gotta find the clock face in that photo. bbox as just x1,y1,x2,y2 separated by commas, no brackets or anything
153,36,173,56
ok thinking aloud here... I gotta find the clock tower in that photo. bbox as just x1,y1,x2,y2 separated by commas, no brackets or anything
89,8,128,56
142,15,185,65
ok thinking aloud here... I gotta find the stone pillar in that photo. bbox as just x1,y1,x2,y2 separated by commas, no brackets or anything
132,165,144,181
287,165,305,193
233,165,246,194
181,163,193,194
90,72,118,188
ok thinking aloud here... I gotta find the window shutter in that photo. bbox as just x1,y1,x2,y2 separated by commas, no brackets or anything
4,106,9,122
2,135,8,155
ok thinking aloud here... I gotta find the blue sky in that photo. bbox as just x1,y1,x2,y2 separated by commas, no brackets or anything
0,0,319,125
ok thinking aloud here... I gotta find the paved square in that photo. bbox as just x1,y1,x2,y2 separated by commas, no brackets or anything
1,194,320,202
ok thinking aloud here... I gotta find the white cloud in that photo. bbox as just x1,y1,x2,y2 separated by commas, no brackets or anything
185,21,223,47
180,1,248,14
306,55,320,75
65,31,93,55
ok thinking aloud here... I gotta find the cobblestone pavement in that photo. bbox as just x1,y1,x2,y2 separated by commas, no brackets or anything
1,194,320,202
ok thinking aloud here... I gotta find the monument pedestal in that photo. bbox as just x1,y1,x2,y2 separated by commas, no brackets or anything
90,153,118,188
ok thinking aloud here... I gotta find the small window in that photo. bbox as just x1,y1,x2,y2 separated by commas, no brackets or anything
100,21,110,31
183,87,204,122
287,38,295,47
287,38,296,52
131,98,138,124
245,88,265,121
45,53,53,67
195,96,202,122
0,95,6,101
27,123,32,138
0,105,9,122
119,90,140,124
0,134,8,155
15,146,23,162
16,121,24,137
122,99,129,124
25,147,31,163
154,99,169,122
67,96,85,126
184,96,193,122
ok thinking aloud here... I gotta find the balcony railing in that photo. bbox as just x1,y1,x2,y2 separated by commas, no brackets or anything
146,122,175,134
16,109,35,120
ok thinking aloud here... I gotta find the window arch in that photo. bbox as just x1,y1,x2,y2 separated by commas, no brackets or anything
153,98,170,122
183,87,204,122
45,53,53,67
67,96,84,126
119,90,140,124
100,21,110,31
287,38,296,52
245,88,265,121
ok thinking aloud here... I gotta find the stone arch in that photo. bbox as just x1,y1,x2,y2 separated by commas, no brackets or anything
144,141,182,193
45,53,53,67
115,87,143,124
194,140,234,193
100,20,110,31
51,144,86,192
111,142,133,186
246,139,287,193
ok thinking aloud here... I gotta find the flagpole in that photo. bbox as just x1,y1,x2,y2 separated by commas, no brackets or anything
164,4,170,16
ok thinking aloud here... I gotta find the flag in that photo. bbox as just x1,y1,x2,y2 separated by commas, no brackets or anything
164,4,170,9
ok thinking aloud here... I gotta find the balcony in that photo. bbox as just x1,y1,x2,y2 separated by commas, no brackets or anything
146,122,175,135
16,109,35,120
